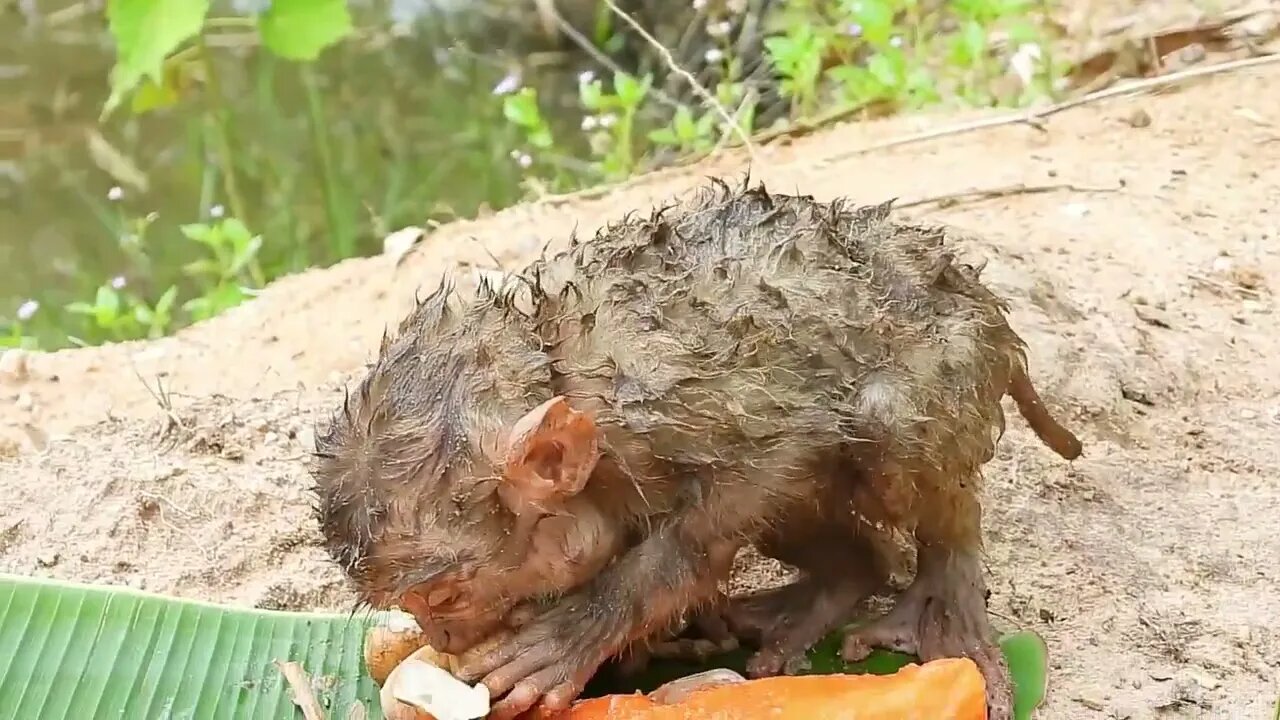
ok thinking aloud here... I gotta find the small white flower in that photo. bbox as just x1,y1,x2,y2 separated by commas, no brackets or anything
111,275,127,290
692,0,706,9
704,47,725,63
107,186,123,202
578,70,595,85
517,153,533,169
889,35,903,48
845,23,863,37
707,20,732,37
492,71,520,96
599,113,617,128
509,149,522,160
581,115,598,131
16,300,38,321
210,204,225,219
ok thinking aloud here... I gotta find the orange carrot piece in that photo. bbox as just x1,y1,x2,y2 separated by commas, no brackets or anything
529,657,987,720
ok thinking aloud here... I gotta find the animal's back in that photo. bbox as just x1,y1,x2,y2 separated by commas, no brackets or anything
526,182,1023,493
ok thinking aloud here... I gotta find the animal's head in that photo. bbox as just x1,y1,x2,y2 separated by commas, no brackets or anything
309,280,620,651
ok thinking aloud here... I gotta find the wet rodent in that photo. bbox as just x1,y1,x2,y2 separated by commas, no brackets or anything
310,178,1081,720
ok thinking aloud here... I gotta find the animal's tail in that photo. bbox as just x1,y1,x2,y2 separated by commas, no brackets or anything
1009,364,1083,460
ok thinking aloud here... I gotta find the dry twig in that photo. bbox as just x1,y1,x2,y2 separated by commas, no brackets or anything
897,180,1126,210
820,53,1280,166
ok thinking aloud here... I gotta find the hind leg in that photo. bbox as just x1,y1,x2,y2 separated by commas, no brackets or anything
840,475,1012,720
723,518,890,678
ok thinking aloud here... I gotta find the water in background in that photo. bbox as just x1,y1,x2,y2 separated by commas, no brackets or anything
0,0,612,347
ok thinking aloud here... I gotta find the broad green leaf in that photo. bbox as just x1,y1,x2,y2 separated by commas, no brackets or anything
0,574,383,718
104,0,211,116
257,0,353,61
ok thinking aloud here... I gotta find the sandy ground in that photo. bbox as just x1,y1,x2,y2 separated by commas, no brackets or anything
3,62,1280,718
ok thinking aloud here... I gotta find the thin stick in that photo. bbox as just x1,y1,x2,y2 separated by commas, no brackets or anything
600,0,758,164
543,2,685,111
275,659,327,720
820,52,1280,166
896,180,1125,210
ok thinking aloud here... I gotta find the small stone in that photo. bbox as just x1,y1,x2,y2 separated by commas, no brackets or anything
1075,694,1106,711
36,552,60,568
15,392,34,411
1240,408,1258,420
1184,669,1220,690
296,427,316,452
1125,108,1152,128
264,431,280,446
1212,256,1233,274
0,349,29,382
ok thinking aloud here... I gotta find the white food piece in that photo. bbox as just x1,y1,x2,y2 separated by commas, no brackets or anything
387,657,491,720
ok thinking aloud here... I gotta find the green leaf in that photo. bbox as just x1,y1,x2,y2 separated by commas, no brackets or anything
647,127,679,146
579,79,604,110
154,285,180,315
104,0,211,116
0,573,385,718
129,75,180,114
257,0,353,62
220,217,253,246
227,236,264,278
94,287,121,326
502,89,541,129
179,223,213,244
1000,630,1049,720
612,72,650,108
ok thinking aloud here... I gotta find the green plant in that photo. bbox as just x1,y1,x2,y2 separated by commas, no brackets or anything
179,217,264,322
579,71,653,181
503,87,555,151
648,105,719,154
104,0,354,116
65,282,179,345
764,22,829,117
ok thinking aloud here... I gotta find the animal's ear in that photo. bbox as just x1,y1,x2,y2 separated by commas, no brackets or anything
499,396,601,515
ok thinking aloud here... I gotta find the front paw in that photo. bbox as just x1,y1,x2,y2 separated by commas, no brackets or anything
454,596,619,720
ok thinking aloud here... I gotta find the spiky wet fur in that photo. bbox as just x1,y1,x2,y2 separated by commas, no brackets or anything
309,176,1079,652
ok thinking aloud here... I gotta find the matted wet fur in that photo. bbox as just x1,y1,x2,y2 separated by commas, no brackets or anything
310,176,1081,720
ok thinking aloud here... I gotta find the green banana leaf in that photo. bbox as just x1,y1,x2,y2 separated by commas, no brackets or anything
0,573,1048,719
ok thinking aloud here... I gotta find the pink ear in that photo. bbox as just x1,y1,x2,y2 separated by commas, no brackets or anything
500,396,600,515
